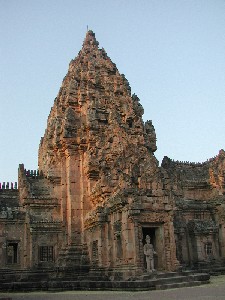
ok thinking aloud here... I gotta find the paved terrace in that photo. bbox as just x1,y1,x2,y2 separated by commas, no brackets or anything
0,275,225,300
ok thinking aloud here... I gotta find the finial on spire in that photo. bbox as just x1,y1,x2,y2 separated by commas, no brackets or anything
87,25,89,32
83,29,99,48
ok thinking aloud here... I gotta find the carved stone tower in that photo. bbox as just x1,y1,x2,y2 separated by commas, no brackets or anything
2,31,224,282
0,31,182,280
37,31,178,278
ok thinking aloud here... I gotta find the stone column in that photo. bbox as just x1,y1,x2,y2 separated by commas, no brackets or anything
219,224,225,259
128,211,142,269
123,212,134,263
65,148,82,244
168,218,180,270
107,218,113,268
60,154,68,244
79,150,91,244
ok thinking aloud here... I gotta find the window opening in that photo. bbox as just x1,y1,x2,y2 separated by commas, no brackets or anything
92,240,98,262
39,246,54,262
205,242,212,256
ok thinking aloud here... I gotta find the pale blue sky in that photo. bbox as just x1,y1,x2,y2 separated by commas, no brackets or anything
1,0,225,183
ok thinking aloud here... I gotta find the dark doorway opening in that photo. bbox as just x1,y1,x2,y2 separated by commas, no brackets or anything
142,227,156,247
7,242,18,264
142,227,158,270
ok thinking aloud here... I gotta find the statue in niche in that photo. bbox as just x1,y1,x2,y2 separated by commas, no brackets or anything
0,207,7,219
143,235,156,272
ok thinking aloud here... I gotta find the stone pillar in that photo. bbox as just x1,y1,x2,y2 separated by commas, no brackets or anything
131,216,142,268
168,218,180,270
65,148,82,244
60,154,68,244
56,148,90,273
219,224,225,259
155,226,165,270
123,212,134,263
79,150,91,244
107,218,113,268
23,222,28,269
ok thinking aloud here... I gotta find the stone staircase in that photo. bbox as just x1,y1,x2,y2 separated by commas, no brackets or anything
147,271,209,290
56,243,90,280
0,269,51,291
0,270,210,292
192,261,225,276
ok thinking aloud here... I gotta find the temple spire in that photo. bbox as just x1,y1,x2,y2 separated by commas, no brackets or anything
82,30,99,50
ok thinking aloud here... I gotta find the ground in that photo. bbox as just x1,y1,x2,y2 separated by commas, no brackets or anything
0,275,225,300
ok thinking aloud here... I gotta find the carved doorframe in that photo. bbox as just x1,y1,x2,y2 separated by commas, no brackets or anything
141,223,165,271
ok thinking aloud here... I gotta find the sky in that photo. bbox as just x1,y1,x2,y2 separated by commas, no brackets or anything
0,0,225,184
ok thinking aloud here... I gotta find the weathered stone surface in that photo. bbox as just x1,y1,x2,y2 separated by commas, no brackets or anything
162,150,225,267
0,31,225,284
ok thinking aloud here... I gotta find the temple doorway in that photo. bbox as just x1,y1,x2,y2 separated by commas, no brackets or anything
142,225,165,270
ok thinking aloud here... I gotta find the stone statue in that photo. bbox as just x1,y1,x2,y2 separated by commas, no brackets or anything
143,235,156,272
0,207,7,219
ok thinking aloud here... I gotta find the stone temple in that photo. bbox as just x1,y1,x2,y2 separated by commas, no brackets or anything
0,31,225,287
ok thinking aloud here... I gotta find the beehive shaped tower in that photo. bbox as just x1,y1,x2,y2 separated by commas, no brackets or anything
2,31,225,284
17,31,176,277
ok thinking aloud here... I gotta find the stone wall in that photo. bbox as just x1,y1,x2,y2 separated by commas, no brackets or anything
0,189,25,268
162,150,225,268
0,31,225,279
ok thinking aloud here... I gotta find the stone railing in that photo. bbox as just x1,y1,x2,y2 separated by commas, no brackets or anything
170,160,203,167
164,150,225,167
23,169,43,177
0,182,18,190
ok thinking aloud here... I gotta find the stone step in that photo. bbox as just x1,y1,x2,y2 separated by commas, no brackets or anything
155,274,207,285
155,280,208,290
0,270,210,292
141,271,180,281
0,276,209,292
156,271,184,278
156,275,192,285
141,270,202,280
0,281,48,292
200,267,225,275
0,270,52,283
